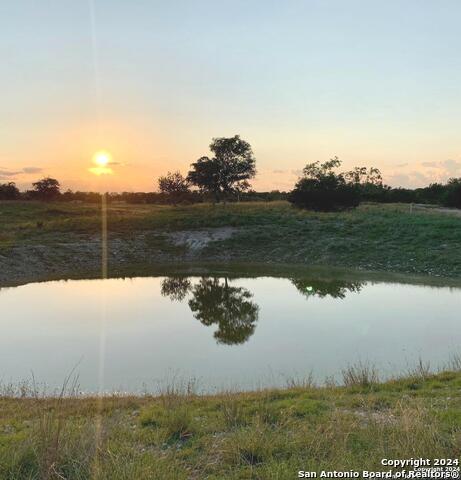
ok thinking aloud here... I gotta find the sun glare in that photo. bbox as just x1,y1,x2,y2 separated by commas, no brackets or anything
89,150,114,176
93,151,112,167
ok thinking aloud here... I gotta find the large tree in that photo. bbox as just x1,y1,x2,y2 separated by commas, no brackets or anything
157,171,190,205
31,177,61,201
187,135,256,203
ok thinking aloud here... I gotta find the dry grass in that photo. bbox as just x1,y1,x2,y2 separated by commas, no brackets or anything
342,361,379,388
1,366,461,479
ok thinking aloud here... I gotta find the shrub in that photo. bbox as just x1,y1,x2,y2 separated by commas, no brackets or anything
0,182,20,200
289,157,360,211
443,178,461,208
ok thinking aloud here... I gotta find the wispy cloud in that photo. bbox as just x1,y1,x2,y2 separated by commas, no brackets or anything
420,159,461,176
386,158,461,187
22,166,43,174
0,166,43,178
0,169,22,177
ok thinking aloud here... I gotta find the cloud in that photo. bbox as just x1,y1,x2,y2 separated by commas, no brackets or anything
441,159,461,177
386,173,410,186
0,166,43,178
0,170,22,177
420,159,461,177
88,166,113,176
272,169,286,174
22,167,43,174
386,170,434,188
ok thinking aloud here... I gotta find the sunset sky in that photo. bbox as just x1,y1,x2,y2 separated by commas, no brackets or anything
2,0,461,192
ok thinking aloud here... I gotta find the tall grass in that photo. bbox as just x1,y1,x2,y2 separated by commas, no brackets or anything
341,361,379,388
2,357,461,479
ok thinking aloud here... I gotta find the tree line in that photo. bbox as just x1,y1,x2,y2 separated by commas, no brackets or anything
2,135,461,210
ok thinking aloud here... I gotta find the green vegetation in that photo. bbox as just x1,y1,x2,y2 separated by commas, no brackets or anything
1,366,461,479
2,201,461,477
289,157,374,211
1,200,461,284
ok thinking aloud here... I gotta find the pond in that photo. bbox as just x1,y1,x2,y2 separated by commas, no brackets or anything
1,273,460,393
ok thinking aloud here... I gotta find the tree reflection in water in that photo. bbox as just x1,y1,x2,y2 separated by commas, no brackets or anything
160,276,259,345
160,277,192,301
160,275,364,344
291,277,363,299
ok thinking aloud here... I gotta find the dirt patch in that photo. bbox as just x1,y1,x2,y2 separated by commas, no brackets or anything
0,228,239,285
413,204,461,217
168,227,236,251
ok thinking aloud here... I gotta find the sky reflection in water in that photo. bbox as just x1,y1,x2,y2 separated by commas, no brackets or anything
1,275,460,393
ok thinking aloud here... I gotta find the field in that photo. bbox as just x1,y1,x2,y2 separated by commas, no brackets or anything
2,200,461,478
1,200,461,285
1,365,461,479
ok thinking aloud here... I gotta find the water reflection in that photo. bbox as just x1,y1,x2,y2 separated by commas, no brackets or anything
160,277,192,301
161,276,259,345
291,278,363,299
2,274,461,393
161,275,364,344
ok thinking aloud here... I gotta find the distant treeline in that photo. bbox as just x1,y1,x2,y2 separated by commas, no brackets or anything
1,135,461,209
0,183,288,204
2,178,461,208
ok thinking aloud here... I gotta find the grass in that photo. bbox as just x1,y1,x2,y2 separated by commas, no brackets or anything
2,200,461,283
2,201,461,476
1,369,461,479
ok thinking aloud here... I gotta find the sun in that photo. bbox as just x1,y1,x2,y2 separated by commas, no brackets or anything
93,150,112,167
89,150,114,176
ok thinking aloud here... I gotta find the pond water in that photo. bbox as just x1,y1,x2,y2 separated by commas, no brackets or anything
1,274,460,393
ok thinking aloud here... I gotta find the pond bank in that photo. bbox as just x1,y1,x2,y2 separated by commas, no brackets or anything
1,201,461,286
1,370,460,478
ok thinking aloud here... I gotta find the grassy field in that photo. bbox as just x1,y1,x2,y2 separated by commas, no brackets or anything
1,200,461,284
1,365,461,479
2,201,461,478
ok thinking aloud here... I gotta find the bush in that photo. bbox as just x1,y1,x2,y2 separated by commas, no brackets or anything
288,158,360,211
0,182,20,200
443,179,461,208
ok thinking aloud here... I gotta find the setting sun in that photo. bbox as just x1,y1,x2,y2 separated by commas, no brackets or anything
89,150,114,176
93,151,112,167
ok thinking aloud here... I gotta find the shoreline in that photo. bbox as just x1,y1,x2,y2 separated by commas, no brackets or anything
2,369,460,477
2,358,460,399
3,258,461,290
2,201,461,287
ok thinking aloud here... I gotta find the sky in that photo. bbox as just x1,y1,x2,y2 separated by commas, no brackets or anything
1,0,461,192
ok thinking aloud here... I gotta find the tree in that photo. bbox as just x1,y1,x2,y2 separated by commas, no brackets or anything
344,166,383,186
187,135,256,203
31,177,61,201
0,182,20,200
157,171,190,206
443,178,461,208
288,157,360,211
